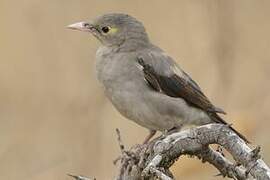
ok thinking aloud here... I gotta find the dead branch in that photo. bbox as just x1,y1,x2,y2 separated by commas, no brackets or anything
68,124,270,180
114,124,270,180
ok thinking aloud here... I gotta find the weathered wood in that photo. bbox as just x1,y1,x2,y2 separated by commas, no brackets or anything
115,124,270,180
69,124,270,180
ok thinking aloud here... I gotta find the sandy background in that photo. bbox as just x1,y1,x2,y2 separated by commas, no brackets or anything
1,0,270,179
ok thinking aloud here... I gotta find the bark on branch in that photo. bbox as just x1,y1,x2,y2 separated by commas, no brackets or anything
114,124,270,180
68,124,270,180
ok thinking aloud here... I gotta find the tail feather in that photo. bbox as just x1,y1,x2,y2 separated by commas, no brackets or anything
209,113,249,143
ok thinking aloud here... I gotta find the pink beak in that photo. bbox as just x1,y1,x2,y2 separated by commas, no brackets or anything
67,22,93,32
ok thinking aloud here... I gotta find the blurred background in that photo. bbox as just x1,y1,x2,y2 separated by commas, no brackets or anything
0,0,270,179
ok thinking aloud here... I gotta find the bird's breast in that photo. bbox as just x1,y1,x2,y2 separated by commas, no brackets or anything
96,50,143,88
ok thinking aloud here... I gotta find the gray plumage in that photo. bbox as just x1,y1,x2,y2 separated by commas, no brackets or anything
68,13,248,143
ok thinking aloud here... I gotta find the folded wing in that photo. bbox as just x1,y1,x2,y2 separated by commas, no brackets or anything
137,55,225,115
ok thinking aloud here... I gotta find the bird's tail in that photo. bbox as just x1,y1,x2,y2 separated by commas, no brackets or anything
209,113,250,143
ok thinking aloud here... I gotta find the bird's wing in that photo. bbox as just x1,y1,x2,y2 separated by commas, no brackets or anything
136,50,252,143
137,50,226,115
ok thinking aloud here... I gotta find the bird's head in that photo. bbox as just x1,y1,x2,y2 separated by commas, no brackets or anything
67,13,150,49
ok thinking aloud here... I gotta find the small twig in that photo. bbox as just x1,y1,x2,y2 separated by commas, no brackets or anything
216,145,225,157
116,128,125,154
67,174,94,180
113,128,126,165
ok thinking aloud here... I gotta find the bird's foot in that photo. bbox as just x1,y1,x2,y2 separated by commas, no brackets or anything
162,126,182,138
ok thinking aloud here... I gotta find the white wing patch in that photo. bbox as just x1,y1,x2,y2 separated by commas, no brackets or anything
172,64,184,77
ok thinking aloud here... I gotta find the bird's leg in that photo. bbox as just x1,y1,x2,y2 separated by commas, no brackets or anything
143,130,156,144
168,126,181,134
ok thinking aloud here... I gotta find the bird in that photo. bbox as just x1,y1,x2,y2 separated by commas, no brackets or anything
67,13,248,144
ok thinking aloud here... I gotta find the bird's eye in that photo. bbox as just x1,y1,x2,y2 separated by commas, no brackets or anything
101,26,110,33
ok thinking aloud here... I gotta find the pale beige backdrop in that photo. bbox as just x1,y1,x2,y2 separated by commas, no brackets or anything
0,0,270,179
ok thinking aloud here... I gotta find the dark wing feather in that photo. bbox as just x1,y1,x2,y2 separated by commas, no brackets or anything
137,57,249,142
137,57,225,114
